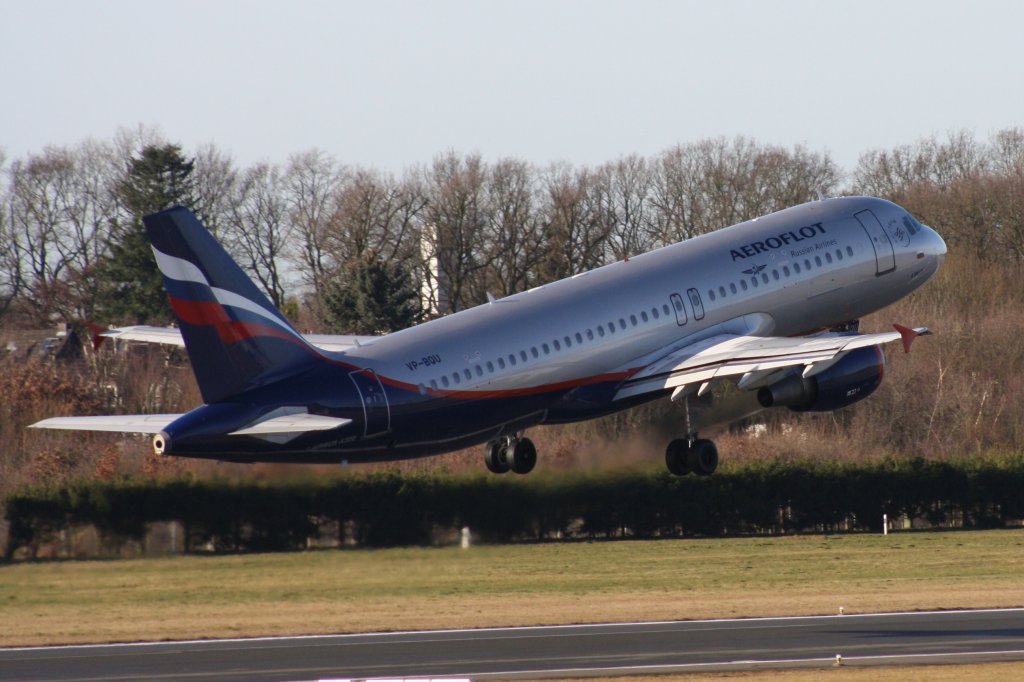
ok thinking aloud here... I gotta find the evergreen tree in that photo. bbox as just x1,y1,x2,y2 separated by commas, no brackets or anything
321,253,421,334
96,145,196,324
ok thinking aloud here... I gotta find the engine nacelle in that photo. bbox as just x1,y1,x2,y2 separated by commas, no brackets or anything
756,345,885,412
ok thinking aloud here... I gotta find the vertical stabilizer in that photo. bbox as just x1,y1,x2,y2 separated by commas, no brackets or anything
143,207,317,403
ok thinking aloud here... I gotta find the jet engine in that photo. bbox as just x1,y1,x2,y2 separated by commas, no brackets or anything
756,345,885,412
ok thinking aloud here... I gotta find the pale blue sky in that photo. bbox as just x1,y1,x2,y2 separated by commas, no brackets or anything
2,0,1022,174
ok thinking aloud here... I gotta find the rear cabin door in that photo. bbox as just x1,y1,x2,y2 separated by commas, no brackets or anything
348,369,390,437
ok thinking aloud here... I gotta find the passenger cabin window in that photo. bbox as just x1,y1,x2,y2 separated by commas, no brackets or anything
719,286,726,297
576,332,583,343
846,246,854,256
564,336,572,347
640,311,648,322
630,315,638,326
531,346,539,358
520,350,528,362
619,318,626,330
586,329,594,340
498,357,506,369
442,376,450,387
487,361,494,372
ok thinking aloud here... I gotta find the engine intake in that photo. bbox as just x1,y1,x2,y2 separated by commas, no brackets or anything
757,345,885,412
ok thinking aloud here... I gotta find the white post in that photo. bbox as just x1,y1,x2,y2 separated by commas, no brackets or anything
883,513,888,535
460,526,471,549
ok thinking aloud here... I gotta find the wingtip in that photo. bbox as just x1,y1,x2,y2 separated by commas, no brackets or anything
892,324,928,353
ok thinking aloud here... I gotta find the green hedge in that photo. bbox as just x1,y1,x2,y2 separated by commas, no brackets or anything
5,457,1024,559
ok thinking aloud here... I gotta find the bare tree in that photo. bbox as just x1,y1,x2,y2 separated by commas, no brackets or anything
539,163,611,281
480,158,545,297
285,149,344,301
5,142,121,323
422,152,491,312
225,162,293,308
192,143,238,237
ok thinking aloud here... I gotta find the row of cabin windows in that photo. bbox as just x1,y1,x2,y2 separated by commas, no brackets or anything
706,246,856,302
426,302,675,391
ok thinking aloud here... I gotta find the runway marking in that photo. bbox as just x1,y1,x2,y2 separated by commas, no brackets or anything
3,606,1023,653
462,648,1024,679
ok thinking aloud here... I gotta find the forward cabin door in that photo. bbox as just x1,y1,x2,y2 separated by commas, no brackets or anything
855,210,896,275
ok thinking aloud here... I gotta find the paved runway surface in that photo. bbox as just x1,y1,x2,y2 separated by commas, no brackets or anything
3,608,1024,681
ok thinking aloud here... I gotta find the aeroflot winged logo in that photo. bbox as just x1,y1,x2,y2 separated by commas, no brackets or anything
730,222,826,261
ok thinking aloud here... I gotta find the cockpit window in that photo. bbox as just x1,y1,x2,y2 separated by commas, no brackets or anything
902,214,922,235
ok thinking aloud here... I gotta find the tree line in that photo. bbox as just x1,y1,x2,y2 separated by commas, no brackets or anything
2,128,1020,335
0,129,845,333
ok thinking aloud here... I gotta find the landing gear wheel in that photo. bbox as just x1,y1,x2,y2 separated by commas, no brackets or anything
665,438,691,476
687,438,718,476
484,439,509,474
505,437,537,475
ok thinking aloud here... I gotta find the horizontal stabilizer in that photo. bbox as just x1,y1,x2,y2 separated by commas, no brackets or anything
229,413,352,436
101,325,377,353
29,414,182,434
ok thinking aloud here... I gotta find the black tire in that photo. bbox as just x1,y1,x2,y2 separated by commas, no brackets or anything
687,438,718,476
665,438,691,476
484,439,509,474
506,437,537,475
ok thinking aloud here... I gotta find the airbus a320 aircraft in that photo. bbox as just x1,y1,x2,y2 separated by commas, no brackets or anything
32,196,946,476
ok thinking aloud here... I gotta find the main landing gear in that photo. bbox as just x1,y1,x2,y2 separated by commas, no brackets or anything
484,434,537,475
665,436,718,476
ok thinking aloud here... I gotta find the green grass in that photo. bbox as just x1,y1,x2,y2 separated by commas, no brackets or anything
2,529,1024,646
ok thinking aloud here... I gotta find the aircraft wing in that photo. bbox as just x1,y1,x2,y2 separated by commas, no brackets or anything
99,325,377,352
29,414,183,433
30,411,352,445
615,324,928,401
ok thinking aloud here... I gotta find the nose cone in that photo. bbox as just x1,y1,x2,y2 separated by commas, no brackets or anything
920,225,947,265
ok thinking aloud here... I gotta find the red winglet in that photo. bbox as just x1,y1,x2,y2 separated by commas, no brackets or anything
84,322,107,351
893,324,919,354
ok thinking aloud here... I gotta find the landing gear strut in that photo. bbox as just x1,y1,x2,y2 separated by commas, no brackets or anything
484,434,537,475
665,436,718,476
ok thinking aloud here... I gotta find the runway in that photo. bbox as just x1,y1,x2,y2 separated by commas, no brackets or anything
3,608,1024,681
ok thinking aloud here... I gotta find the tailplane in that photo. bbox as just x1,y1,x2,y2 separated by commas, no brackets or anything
144,207,318,403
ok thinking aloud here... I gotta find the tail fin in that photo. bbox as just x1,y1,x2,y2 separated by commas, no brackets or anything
143,207,318,403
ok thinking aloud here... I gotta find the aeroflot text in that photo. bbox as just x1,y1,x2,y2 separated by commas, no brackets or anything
730,223,826,261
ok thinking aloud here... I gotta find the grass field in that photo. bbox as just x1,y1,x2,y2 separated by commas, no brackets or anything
1,529,1023,647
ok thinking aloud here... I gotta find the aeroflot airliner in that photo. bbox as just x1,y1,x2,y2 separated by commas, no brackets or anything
32,196,946,476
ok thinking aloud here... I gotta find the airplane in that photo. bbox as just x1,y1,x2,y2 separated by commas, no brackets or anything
31,196,947,476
